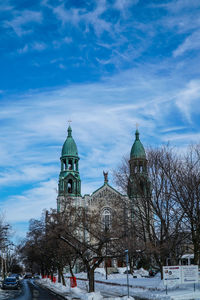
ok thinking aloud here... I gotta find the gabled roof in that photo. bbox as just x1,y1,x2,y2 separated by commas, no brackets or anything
91,182,126,197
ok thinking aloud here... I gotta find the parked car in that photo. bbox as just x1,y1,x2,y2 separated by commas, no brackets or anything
10,274,20,281
24,273,32,279
149,269,158,277
2,277,21,290
124,270,132,274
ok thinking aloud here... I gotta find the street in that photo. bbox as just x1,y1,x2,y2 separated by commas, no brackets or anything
0,279,64,300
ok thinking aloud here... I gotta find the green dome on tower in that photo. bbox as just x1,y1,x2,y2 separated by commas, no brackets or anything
61,126,78,157
130,129,146,159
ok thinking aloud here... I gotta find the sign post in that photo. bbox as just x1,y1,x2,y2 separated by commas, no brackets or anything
163,265,199,295
181,265,198,292
125,250,129,298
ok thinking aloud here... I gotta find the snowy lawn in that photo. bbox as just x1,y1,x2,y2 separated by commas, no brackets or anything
36,268,200,300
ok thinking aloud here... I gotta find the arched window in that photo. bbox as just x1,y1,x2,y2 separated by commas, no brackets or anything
102,208,112,230
63,159,67,170
68,159,73,170
67,179,73,193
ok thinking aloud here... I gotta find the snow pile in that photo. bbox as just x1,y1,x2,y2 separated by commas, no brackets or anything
37,278,70,293
133,268,149,278
81,291,103,300
37,272,200,300
118,267,128,274
95,268,106,276
171,293,200,300
74,290,135,300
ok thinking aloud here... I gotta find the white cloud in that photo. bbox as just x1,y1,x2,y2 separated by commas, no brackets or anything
58,63,66,69
162,132,200,143
160,0,200,12
160,126,187,133
17,44,29,54
173,30,200,57
2,179,57,222
48,1,112,37
114,0,139,18
0,2,14,11
175,80,200,122
1,64,200,238
32,42,47,51
63,37,72,44
0,165,58,186
5,10,42,36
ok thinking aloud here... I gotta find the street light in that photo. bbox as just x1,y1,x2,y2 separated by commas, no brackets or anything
125,249,129,298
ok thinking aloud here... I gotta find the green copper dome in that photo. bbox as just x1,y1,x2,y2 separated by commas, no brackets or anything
130,129,146,159
61,126,78,157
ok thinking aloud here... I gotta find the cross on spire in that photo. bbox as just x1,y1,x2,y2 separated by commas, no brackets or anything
136,122,139,130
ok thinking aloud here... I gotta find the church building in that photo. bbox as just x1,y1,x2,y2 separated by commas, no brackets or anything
57,125,150,232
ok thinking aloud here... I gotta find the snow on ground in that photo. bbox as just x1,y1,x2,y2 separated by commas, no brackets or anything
36,277,135,299
36,268,200,300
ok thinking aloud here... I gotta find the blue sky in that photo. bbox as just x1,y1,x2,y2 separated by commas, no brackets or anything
1,0,200,242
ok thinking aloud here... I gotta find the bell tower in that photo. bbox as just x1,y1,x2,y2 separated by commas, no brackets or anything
128,129,150,200
57,125,81,211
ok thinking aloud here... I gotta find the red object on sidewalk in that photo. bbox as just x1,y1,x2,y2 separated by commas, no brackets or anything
70,276,77,288
53,276,56,283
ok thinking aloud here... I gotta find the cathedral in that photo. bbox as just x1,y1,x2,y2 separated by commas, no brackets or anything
57,125,150,226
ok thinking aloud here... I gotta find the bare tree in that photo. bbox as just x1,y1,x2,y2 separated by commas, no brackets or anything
113,146,187,277
20,212,76,283
48,198,132,292
168,144,200,265
0,215,12,279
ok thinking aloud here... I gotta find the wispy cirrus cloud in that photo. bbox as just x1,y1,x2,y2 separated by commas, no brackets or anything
4,10,42,36
17,42,47,54
173,30,200,57
160,0,200,12
50,1,112,37
175,80,200,122
1,0,200,242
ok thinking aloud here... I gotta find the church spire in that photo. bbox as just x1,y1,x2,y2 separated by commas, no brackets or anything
67,125,72,137
130,129,146,159
57,125,81,211
128,128,150,199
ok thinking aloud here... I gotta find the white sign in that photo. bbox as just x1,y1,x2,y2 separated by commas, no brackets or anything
181,265,198,284
163,265,199,286
163,266,182,286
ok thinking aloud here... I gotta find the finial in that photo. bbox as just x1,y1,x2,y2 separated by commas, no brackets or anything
135,123,139,140
103,171,108,183
67,121,72,137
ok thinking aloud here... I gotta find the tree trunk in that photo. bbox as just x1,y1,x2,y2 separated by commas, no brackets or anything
193,240,200,265
69,263,74,277
60,269,66,286
51,272,54,282
87,268,95,292
129,256,133,274
58,269,61,283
